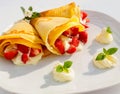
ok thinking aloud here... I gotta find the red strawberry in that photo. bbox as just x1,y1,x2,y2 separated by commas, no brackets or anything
55,39,65,54
4,50,18,60
81,11,88,20
66,45,76,54
86,18,90,23
71,27,79,36
21,53,28,64
29,48,41,57
17,44,29,54
82,23,89,28
63,29,71,36
70,37,79,47
79,31,88,44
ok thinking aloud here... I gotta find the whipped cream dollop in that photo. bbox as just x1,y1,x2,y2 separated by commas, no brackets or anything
96,27,113,44
93,54,117,69
52,62,74,82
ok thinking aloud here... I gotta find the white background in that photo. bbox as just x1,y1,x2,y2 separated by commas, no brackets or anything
0,0,120,94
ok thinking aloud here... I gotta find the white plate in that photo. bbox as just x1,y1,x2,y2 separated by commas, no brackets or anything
0,9,120,94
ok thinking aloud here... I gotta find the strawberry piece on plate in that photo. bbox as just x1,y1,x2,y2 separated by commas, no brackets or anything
29,48,41,57
17,44,29,54
55,39,65,54
79,31,88,44
22,53,28,64
4,50,18,60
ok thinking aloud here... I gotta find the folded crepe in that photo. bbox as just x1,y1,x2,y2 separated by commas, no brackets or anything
0,20,47,65
40,2,80,19
31,16,87,55
40,2,89,28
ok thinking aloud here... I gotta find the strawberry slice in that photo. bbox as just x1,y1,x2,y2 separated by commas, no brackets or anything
66,45,76,54
63,27,79,36
29,48,41,57
79,31,88,44
4,50,18,60
22,53,28,64
81,11,88,20
70,37,79,47
86,18,90,23
63,29,71,36
17,44,29,54
82,23,89,28
71,27,79,36
55,39,65,54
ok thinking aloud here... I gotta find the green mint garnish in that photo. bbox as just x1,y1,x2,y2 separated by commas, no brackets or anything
96,53,106,61
103,48,107,54
20,6,40,21
63,61,72,68
21,7,25,13
106,26,112,33
28,6,33,11
105,48,118,55
56,65,63,72
56,61,73,73
96,47,118,61
31,12,40,19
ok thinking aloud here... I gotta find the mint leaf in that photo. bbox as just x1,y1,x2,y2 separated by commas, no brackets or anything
56,61,73,73
103,48,107,54
21,7,25,13
31,12,40,19
56,65,63,72
96,53,106,61
28,6,33,11
106,26,112,33
106,47,118,55
63,61,72,68
24,17,31,20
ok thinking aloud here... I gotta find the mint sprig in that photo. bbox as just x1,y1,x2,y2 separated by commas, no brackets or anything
105,48,118,55
96,53,106,61
96,47,118,61
20,6,40,20
56,65,63,72
106,26,112,33
56,61,72,73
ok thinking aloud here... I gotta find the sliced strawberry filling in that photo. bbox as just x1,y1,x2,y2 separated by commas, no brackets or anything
66,45,76,54
80,11,90,29
3,44,42,64
29,48,41,57
22,53,28,64
17,44,29,54
4,49,18,60
55,39,65,54
55,26,88,54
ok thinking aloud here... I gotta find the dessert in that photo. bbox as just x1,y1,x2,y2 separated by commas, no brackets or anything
31,16,87,55
40,2,80,18
52,61,74,82
40,2,89,29
93,47,118,69
0,20,45,65
96,27,113,44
